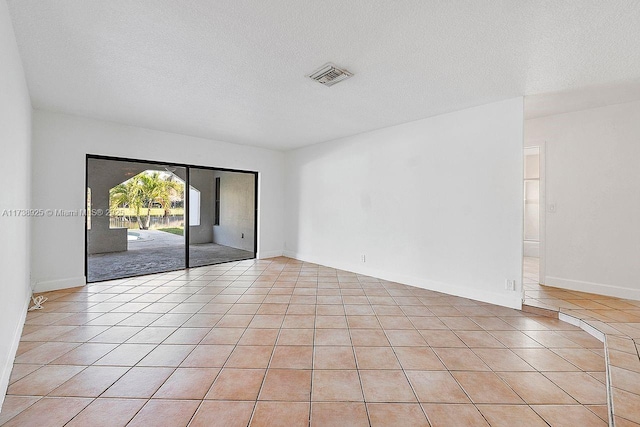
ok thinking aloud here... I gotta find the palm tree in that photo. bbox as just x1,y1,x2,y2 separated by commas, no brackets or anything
110,171,183,230
110,178,143,228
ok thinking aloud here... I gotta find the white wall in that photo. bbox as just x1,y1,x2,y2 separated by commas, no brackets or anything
526,101,640,299
0,0,32,407
212,170,255,252
31,111,285,292
285,98,524,308
189,168,215,244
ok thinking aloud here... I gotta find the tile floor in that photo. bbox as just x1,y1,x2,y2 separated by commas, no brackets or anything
1,257,611,426
524,256,640,425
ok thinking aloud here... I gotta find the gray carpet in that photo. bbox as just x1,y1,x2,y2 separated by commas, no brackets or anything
87,230,253,282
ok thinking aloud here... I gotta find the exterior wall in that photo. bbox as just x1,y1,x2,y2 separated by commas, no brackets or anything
189,168,215,244
212,171,256,252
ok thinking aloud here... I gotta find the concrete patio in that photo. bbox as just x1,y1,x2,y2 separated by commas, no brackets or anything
87,230,254,282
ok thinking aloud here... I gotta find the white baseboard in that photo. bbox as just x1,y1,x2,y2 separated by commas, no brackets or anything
0,292,31,410
33,276,86,293
545,276,640,301
257,250,284,259
557,312,605,343
284,251,522,309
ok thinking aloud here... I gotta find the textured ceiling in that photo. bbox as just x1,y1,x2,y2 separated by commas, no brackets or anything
525,78,640,120
7,0,640,150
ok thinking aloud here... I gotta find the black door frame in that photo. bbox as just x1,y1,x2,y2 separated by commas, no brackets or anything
85,154,259,282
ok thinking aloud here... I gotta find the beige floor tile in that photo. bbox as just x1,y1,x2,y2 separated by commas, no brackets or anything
281,314,315,329
180,344,234,367
259,369,312,401
49,366,128,397
270,346,313,369
125,326,176,344
611,388,640,424
65,398,146,427
314,346,356,369
422,403,489,427
489,330,544,348
472,348,534,371
377,316,415,330
349,329,389,346
432,348,490,371
315,329,351,346
277,328,314,345
225,345,273,368
405,371,469,403
163,327,210,344
238,328,279,345
557,330,604,348
153,367,219,399
14,341,80,364
438,317,483,331
251,401,309,427
7,365,85,396
128,399,200,427
523,330,584,348
477,404,548,427
359,370,416,402
497,372,576,404
93,343,156,366
51,325,109,342
8,364,44,384
310,402,369,427
394,347,445,370
512,348,581,371
0,396,40,425
14,341,44,357
367,403,429,427
2,397,92,427
89,326,143,343
455,330,505,348
545,371,608,404
343,305,375,316
452,372,523,404
137,344,195,367
551,348,606,371
419,330,466,347
346,315,381,329
614,415,640,426
3,258,617,426
385,330,427,346
206,368,266,400
102,366,174,398
532,404,608,427
312,370,363,402
200,327,245,344
354,346,400,369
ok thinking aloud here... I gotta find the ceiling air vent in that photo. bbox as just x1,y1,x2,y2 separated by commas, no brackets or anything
307,63,353,87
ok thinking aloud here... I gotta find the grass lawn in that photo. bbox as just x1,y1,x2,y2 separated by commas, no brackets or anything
157,227,184,236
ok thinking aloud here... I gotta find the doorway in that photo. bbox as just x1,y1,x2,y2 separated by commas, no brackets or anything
85,155,257,282
522,144,545,304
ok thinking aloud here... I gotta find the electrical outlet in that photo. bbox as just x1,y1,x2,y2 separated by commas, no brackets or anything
361,255,366,263
505,279,516,291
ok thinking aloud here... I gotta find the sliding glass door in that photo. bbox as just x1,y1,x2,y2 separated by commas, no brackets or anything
188,167,256,268
86,157,186,282
86,156,257,282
